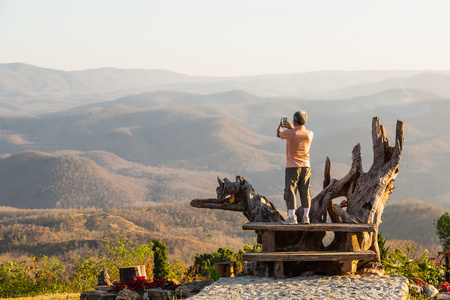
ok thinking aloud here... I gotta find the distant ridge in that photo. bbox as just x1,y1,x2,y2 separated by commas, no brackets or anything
2,63,450,115
322,72,450,99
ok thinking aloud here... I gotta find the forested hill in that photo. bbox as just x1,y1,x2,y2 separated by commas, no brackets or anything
0,203,252,263
0,198,443,264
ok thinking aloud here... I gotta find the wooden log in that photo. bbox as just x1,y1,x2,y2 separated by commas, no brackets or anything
242,250,377,262
242,222,375,232
119,265,146,283
190,198,244,212
324,157,339,223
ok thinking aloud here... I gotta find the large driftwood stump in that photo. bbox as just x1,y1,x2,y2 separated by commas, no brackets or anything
190,117,404,276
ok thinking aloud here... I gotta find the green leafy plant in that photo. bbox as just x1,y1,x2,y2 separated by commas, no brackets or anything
207,266,221,282
0,256,67,298
384,245,445,286
378,232,390,264
69,234,154,291
0,233,157,297
189,247,240,278
188,244,260,279
242,243,261,253
68,255,103,292
437,212,450,250
103,233,154,281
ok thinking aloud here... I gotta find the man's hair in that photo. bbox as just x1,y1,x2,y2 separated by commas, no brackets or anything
293,110,307,125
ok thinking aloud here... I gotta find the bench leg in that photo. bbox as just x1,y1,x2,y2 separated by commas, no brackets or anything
339,260,358,275
274,262,285,279
262,231,275,252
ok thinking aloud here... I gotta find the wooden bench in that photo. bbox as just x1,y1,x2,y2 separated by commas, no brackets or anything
243,250,377,262
241,222,377,278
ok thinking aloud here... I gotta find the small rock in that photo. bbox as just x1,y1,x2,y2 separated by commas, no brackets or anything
409,284,423,294
177,279,211,295
95,285,114,293
437,292,450,300
147,288,175,300
80,291,116,300
116,288,143,300
424,284,439,298
97,269,113,286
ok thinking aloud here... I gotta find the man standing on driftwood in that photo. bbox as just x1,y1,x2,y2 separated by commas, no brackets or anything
277,111,314,225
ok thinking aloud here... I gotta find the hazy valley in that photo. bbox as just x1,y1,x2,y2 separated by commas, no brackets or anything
0,63,449,261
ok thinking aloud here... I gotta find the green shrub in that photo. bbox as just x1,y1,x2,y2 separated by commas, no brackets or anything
378,232,390,264
437,212,450,250
102,233,154,282
188,244,259,279
0,256,67,298
0,233,156,297
69,234,154,290
384,245,445,286
152,238,172,279
207,266,221,282
68,255,103,292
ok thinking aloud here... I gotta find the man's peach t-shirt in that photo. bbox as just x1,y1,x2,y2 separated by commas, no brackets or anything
279,126,313,168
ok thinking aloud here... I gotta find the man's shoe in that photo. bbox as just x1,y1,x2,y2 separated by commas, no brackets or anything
301,216,310,224
282,217,298,225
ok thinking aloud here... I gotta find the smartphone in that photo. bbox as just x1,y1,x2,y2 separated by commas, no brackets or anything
282,116,288,126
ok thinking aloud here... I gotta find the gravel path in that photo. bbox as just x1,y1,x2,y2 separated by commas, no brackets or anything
189,275,409,300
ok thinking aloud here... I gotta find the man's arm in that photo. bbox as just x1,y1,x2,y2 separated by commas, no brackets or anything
277,119,283,138
277,119,293,138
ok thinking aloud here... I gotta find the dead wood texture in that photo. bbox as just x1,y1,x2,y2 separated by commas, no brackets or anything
190,117,404,275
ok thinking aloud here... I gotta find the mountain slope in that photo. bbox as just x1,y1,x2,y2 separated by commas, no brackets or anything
0,102,282,172
380,199,444,245
0,88,449,209
0,151,148,209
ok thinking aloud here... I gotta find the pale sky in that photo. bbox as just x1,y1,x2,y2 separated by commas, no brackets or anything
1,0,449,76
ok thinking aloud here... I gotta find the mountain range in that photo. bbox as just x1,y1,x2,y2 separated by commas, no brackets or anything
0,63,449,213
2,63,450,114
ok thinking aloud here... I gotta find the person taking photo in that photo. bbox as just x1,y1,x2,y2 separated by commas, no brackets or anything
277,110,313,225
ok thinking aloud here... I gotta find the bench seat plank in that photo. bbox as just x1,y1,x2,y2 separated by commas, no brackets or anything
242,250,376,262
242,222,376,232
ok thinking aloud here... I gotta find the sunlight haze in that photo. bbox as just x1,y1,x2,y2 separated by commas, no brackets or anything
1,0,449,76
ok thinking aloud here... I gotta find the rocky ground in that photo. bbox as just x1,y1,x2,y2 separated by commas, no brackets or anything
189,274,409,300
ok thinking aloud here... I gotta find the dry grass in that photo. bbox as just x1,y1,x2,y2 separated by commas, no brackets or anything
2,293,80,300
